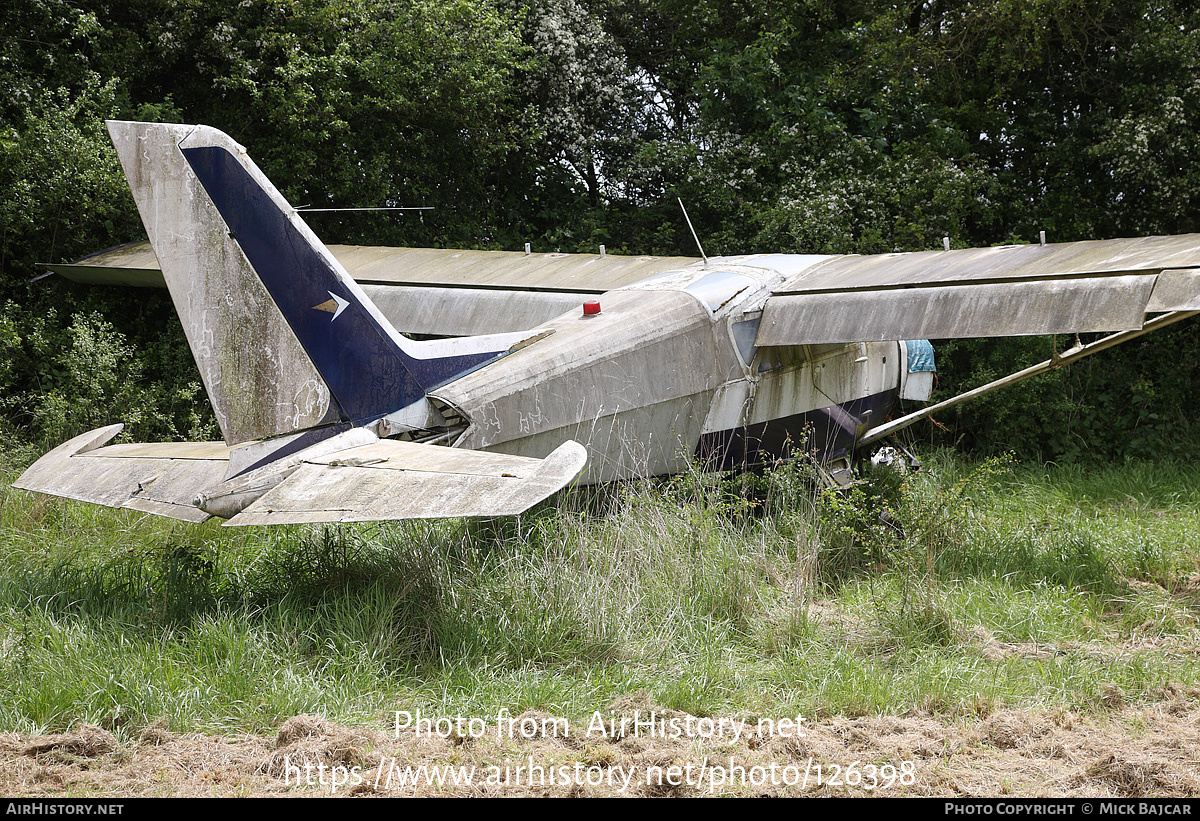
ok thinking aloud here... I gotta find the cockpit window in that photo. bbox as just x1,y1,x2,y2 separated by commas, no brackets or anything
731,317,760,366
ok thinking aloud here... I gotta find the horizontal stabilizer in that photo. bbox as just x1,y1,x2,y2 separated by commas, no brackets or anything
13,425,587,525
13,425,229,523
224,439,587,525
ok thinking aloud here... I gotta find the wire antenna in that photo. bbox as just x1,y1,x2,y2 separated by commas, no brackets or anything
677,198,709,265
295,206,434,213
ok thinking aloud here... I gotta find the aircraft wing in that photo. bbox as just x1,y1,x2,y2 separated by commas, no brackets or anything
14,424,587,526
754,235,1200,345
54,234,1200,343
44,242,700,337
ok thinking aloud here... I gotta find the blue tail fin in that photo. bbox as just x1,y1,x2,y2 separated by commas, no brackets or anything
110,121,525,439
179,137,514,426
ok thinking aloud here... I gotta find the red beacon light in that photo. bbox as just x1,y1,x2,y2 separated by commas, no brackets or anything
582,300,602,316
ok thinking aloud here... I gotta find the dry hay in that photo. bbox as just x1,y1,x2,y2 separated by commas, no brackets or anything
0,692,1198,797
20,724,116,759
1084,753,1179,798
260,714,387,780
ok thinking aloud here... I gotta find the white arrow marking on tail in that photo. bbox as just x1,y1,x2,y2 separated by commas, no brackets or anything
312,291,350,321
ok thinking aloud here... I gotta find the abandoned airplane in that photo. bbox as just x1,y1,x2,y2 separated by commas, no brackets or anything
14,120,1200,524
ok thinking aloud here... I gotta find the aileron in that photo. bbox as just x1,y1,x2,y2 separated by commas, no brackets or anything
1146,269,1200,312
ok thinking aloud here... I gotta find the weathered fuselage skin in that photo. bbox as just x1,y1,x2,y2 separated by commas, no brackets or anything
432,257,904,483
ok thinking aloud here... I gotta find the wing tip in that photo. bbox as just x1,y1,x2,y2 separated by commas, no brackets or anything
13,424,125,493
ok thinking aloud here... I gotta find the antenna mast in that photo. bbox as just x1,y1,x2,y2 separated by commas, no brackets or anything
677,198,709,265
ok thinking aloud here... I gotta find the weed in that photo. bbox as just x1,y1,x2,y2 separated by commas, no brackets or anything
2,446,1200,734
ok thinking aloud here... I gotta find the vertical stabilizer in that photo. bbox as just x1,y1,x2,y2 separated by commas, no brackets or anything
108,121,528,444
108,121,338,445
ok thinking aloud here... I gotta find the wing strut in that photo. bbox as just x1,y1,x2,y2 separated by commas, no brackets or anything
858,310,1200,449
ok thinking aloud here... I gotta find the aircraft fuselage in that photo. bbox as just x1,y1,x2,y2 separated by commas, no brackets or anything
432,258,909,482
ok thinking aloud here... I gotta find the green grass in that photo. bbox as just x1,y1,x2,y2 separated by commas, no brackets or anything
2,448,1199,740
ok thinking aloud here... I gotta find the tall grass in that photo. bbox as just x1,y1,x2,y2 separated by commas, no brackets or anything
1,447,1199,738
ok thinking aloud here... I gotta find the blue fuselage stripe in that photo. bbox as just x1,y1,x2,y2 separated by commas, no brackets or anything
182,145,498,425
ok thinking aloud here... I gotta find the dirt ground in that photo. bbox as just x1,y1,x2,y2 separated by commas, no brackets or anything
2,688,1199,797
